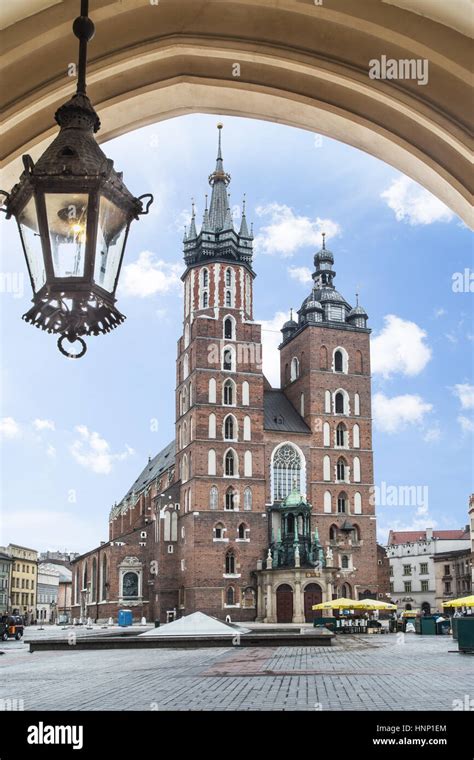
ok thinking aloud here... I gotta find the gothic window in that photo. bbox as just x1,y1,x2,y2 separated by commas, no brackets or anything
184,323,190,348
272,443,303,500
181,454,188,483
337,492,348,513
244,487,252,511
225,268,232,287
341,555,349,569
353,423,360,448
202,268,209,288
91,557,97,602
209,485,218,510
164,511,171,540
300,392,305,417
354,492,362,514
202,291,209,308
224,415,235,440
324,491,332,513
324,390,331,413
353,456,361,482
226,586,235,605
352,524,361,543
334,350,343,372
242,381,249,406
225,290,232,307
223,345,235,371
223,379,235,405
323,455,331,481
208,449,216,476
122,571,139,598
290,357,299,381
243,415,251,440
224,317,234,340
244,450,252,477
354,393,360,416
329,524,338,541
335,391,345,414
336,457,346,482
208,377,216,403
238,523,247,539
225,450,236,477
336,422,347,447
323,422,330,446
215,522,225,539
208,413,216,439
225,552,236,574
225,487,236,510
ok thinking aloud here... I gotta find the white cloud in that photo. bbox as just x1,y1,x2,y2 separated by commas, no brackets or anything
253,203,341,257
120,252,182,298
33,418,55,432
453,383,474,410
258,310,290,388
46,445,56,459
70,425,134,475
0,417,21,439
423,426,441,443
381,176,454,225
373,393,433,434
377,503,438,544
288,266,313,285
458,415,474,433
371,314,432,378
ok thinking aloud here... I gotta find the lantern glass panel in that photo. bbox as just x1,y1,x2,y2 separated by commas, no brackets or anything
94,196,128,293
17,196,46,292
45,193,89,278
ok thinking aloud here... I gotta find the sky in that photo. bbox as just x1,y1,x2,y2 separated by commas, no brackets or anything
0,113,473,553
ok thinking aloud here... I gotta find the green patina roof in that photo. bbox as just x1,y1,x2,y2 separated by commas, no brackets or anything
283,488,308,507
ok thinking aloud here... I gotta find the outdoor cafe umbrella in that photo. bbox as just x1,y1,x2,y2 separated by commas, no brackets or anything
357,599,397,610
442,595,474,608
312,597,359,610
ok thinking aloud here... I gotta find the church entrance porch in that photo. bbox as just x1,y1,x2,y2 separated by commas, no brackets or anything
304,583,322,622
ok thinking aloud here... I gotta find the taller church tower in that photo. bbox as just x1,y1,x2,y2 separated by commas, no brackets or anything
175,125,267,619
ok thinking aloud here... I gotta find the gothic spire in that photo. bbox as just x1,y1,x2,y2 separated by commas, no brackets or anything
208,123,231,231
239,194,250,237
187,198,197,240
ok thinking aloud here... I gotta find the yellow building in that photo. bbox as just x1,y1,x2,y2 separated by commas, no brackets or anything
7,544,38,622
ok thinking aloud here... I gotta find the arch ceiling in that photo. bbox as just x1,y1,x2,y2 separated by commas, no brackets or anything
1,0,472,225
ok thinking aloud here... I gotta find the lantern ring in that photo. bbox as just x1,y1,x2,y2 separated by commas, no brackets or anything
137,194,154,216
57,335,87,359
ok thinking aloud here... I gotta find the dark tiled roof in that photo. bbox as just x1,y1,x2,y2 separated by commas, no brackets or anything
263,390,310,433
122,440,176,502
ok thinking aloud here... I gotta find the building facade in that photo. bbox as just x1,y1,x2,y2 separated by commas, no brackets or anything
0,552,13,614
387,528,470,613
71,127,380,623
433,549,471,610
37,564,60,623
1,545,38,622
469,494,474,593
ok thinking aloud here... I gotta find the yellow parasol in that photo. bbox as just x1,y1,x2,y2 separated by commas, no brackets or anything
357,598,397,610
442,594,474,608
312,597,360,610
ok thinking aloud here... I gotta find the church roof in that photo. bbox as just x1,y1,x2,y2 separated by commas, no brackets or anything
110,440,175,519
263,390,311,433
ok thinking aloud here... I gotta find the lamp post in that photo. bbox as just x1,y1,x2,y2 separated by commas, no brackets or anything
0,0,153,358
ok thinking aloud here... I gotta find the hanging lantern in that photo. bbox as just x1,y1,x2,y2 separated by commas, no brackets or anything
0,1,153,358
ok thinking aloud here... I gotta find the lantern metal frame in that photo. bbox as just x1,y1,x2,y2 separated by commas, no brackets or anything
0,0,153,358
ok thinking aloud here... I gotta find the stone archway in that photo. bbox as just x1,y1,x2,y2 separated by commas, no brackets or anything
304,582,322,622
276,583,293,623
1,0,472,225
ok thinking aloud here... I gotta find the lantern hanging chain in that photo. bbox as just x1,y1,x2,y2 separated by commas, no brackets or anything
73,0,95,96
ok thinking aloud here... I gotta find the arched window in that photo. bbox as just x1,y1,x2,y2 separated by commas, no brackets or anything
225,290,232,307
202,268,209,288
329,524,338,541
335,392,344,414
354,492,362,514
337,492,348,513
272,443,303,500
324,390,331,413
208,449,216,476
223,345,235,371
75,567,79,604
320,345,328,370
300,392,305,417
224,415,236,440
225,552,236,574
202,291,209,308
82,563,87,592
323,455,331,481
225,268,232,287
336,457,347,482
353,423,360,448
226,586,235,605
353,456,361,482
242,381,249,406
208,413,216,439
225,449,236,476
91,557,97,602
184,323,190,348
182,421,188,447
208,377,216,403
243,415,251,440
122,571,139,598
244,450,252,477
215,522,225,539
224,316,234,340
182,385,188,414
164,511,171,541
341,555,349,569
354,393,360,416
244,487,252,511
340,583,351,598
324,491,332,513
181,454,188,483
336,422,347,447
225,487,236,510
323,422,330,446
290,357,299,381
352,524,361,543
223,379,235,405
334,350,343,372
238,523,247,539
210,485,218,510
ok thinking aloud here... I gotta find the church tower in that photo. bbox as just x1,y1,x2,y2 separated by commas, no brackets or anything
175,125,267,619
279,235,377,601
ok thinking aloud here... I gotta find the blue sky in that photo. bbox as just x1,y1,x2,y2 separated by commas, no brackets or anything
0,114,472,552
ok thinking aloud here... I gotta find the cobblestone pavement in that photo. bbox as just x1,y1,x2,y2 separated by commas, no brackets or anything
0,634,472,711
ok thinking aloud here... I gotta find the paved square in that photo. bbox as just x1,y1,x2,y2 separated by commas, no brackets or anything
1,633,472,711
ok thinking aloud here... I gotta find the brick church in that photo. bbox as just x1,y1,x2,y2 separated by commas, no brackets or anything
71,126,380,624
